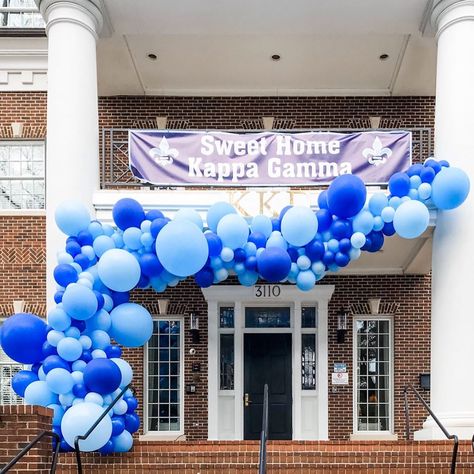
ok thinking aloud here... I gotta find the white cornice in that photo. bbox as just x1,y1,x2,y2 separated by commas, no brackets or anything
431,0,474,36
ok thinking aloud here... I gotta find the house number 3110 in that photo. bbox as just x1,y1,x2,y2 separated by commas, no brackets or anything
254,285,281,298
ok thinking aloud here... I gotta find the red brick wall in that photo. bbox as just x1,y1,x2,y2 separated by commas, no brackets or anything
0,92,433,441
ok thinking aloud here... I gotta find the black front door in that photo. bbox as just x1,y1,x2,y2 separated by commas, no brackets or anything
244,333,292,440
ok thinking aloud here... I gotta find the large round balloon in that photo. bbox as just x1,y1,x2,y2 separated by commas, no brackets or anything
156,220,209,277
98,249,141,292
257,247,292,283
207,202,236,233
24,380,57,406
327,175,367,218
174,208,203,230
388,172,411,197
45,368,74,395
55,201,90,237
61,402,112,451
217,214,250,250
112,198,145,230
12,370,39,397
62,283,98,321
251,215,273,238
431,167,470,210
83,359,122,394
393,200,430,239
110,303,153,347
0,313,47,364
281,206,318,247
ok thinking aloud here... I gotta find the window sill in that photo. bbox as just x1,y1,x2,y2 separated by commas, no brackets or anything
0,209,46,217
139,433,186,442
350,433,398,441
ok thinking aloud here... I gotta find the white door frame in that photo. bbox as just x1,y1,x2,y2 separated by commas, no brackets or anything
203,284,334,440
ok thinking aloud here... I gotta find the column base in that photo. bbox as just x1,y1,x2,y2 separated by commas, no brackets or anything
414,412,474,440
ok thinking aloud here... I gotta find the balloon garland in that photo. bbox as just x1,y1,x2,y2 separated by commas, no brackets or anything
0,158,469,453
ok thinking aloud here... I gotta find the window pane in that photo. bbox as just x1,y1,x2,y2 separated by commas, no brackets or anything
301,306,317,328
220,334,234,390
301,334,316,390
219,306,234,328
245,307,290,328
148,319,181,432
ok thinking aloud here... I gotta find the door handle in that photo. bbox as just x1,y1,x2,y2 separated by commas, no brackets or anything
244,393,252,407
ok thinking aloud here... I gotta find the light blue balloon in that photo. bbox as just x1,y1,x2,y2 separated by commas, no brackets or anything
238,271,259,286
112,430,133,452
214,268,229,282
84,392,104,406
217,214,249,250
352,210,374,235
48,403,65,426
92,235,115,258
408,189,419,200
243,242,257,256
110,358,133,387
102,224,114,237
98,249,141,292
349,248,361,260
373,216,384,231
393,200,430,239
327,239,339,253
350,232,366,249
281,206,318,247
46,368,74,395
234,262,246,275
111,232,124,248
38,366,46,381
103,294,114,312
140,220,152,233
297,255,311,271
110,303,153,347
389,196,402,209
64,326,80,339
61,402,112,451
90,330,111,350
150,277,167,293
24,380,57,406
140,232,154,249
62,283,98,321
81,246,96,261
431,167,470,210
156,220,209,277
296,271,316,291
174,208,203,230
220,247,234,262
92,349,107,359
418,182,432,200
71,371,84,384
88,221,104,239
251,215,273,238
410,175,422,189
207,202,237,232
48,307,71,332
72,360,87,372
113,399,128,416
59,392,75,407
368,193,388,216
311,261,326,275
266,231,288,250
57,252,74,265
122,227,143,250
381,206,395,223
55,201,90,237
47,330,65,347
57,337,83,362
86,309,111,332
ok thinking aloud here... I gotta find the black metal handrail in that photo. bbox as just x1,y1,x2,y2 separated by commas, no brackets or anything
74,383,131,474
258,384,269,474
0,430,60,474
404,384,459,474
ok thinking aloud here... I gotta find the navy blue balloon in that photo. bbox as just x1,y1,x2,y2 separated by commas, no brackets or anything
234,248,246,263
99,440,114,454
367,231,384,253
74,253,90,270
248,232,266,248
316,209,332,232
137,274,149,288
205,232,223,257
424,159,442,174
54,264,78,287
42,342,57,358
305,240,325,261
105,345,122,359
111,291,130,307
124,413,140,433
12,370,39,397
339,238,351,253
31,363,41,374
407,163,424,177
77,230,93,246
279,205,292,220
150,217,170,239
335,252,350,267
70,319,86,332
257,247,291,283
383,222,396,236
330,219,352,240
60,440,73,452
361,236,372,251
65,241,81,257
388,172,411,197
420,167,436,183
125,397,138,413
93,291,105,310
271,218,281,231
146,209,164,221
245,256,257,271
113,198,145,231
318,191,329,210
72,383,88,398
287,247,299,263
327,175,367,218
322,251,334,266
83,358,122,395
111,416,125,436
54,290,64,304
139,253,164,277
81,350,92,362
194,267,214,288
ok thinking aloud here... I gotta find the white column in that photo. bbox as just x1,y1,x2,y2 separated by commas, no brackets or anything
416,0,474,440
38,0,103,305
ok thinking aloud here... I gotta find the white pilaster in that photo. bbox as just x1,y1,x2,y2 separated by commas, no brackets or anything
416,0,474,440
37,0,103,306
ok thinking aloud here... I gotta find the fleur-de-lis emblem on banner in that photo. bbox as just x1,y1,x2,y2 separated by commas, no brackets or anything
149,137,179,166
363,137,392,166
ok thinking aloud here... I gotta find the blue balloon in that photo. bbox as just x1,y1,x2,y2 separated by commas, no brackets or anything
61,402,112,451
62,283,98,321
110,291,130,307
105,345,122,359
281,206,318,247
12,370,39,397
125,397,138,413
0,313,47,364
245,256,257,271
335,252,350,267
72,382,88,398
55,201,90,237
46,368,74,395
57,337,83,362
296,271,316,291
407,163,423,177
279,205,292,220
90,330,111,350
271,218,281,231
238,271,259,286
112,198,145,231
42,341,57,358
66,241,81,257
383,222,396,236
420,167,436,183
318,191,329,209
110,358,133,387
418,182,432,201
388,172,411,197
207,202,236,233
74,253,90,271
83,358,122,395
77,230,93,247
431,167,470,210
53,264,78,287
150,217,170,239
111,416,125,436
217,214,249,250
43,355,70,374
369,193,389,216
305,240,325,261
322,250,334,265
24,380,57,406
393,200,430,239
110,303,153,347
112,430,133,453
424,158,442,174
122,227,142,250
327,175,367,218
156,220,209,277
92,235,115,258
54,290,65,304
48,403,65,426
248,232,266,248
205,232,223,257
194,267,214,288
251,215,273,238
330,219,352,240
339,238,351,253
366,231,385,252
316,209,332,232
350,232,366,249
146,209,164,221
174,208,203,230
98,249,141,292
47,307,71,332
257,247,291,283
124,413,140,433
352,210,374,235
139,253,163,277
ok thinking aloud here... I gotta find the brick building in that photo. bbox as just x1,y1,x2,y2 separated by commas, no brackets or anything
0,0,474,472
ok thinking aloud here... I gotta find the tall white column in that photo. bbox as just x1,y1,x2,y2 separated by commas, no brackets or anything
416,0,474,440
38,0,103,306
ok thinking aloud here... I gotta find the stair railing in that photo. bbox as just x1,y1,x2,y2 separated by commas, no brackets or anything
74,383,131,474
0,430,61,474
404,384,459,474
258,383,269,474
